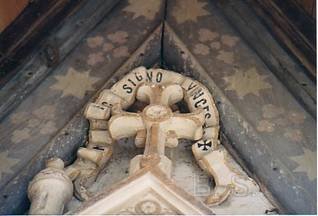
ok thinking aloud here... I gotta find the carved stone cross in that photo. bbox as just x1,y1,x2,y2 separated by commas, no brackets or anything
27,67,272,215
197,140,212,151
109,83,205,176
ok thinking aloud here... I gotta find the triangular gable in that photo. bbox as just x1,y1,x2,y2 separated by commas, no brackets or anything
71,166,213,215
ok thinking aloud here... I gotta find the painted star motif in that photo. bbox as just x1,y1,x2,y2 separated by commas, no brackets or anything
33,105,55,120
172,0,210,24
216,50,234,64
221,35,240,47
11,128,31,143
50,67,99,99
27,118,40,128
10,111,28,124
113,46,130,58
123,0,161,20
40,121,57,135
223,67,272,99
289,148,316,181
262,104,284,119
103,43,114,52
210,41,221,50
288,111,306,124
107,31,128,44
86,36,104,48
198,28,219,42
87,52,105,66
284,129,303,142
193,43,210,55
0,151,20,179
257,120,274,132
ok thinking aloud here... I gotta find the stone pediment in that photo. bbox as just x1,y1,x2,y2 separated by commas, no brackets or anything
71,166,213,215
26,68,274,214
0,0,315,214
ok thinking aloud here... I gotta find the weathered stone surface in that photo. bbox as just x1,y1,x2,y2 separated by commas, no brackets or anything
0,0,315,214
0,113,88,214
28,158,73,214
0,0,164,213
164,5,316,212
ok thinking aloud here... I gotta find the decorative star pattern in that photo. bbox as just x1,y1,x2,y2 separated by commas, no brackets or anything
86,36,104,48
284,129,303,142
289,148,317,181
123,0,161,20
50,67,99,99
262,104,284,119
113,46,130,58
198,28,219,42
210,41,221,50
216,50,234,64
11,128,31,144
223,67,272,98
103,43,114,52
87,52,105,66
9,105,57,144
39,121,57,135
193,43,210,55
32,105,55,120
172,0,210,24
85,30,130,66
10,111,28,124
256,103,306,144
221,35,240,47
0,2,312,214
191,29,239,66
0,151,20,180
256,120,274,132
288,111,306,124
107,31,128,44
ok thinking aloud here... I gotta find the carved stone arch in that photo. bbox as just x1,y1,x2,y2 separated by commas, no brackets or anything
27,67,273,215
101,66,220,145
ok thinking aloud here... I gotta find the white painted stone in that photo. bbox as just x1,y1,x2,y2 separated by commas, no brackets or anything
162,110,205,140
129,155,172,177
28,158,73,215
84,103,110,120
89,119,108,130
72,169,212,215
77,147,112,168
192,145,273,211
28,67,274,215
95,89,126,111
182,78,219,127
110,66,147,108
109,82,205,180
89,130,112,145
108,113,145,140
136,84,184,105
145,69,185,84
134,129,146,148
203,126,219,141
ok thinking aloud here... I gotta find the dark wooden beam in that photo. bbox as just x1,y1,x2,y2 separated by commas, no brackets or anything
0,0,85,85
249,0,316,79
215,0,316,118
0,0,121,122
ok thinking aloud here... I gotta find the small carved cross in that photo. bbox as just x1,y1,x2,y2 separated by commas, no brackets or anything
197,140,212,151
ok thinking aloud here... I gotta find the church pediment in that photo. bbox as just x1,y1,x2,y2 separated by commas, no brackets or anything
72,167,212,215
0,0,315,214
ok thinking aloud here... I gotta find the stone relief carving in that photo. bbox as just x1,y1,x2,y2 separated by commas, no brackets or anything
27,67,273,214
